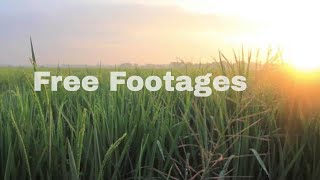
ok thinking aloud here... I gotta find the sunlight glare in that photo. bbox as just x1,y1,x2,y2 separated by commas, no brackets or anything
176,0,320,71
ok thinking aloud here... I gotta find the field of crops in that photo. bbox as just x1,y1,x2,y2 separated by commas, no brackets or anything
1,57,320,179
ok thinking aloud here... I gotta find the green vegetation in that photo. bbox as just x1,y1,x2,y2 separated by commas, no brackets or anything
1,51,320,179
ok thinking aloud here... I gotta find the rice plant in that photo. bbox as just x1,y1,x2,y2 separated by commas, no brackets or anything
0,49,319,179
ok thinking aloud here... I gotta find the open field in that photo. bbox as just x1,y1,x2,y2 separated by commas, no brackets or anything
2,0,319,179
1,59,320,179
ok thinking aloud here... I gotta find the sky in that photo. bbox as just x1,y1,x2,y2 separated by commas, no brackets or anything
0,0,318,66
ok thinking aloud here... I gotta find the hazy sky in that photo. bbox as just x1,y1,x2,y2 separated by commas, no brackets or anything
0,0,314,65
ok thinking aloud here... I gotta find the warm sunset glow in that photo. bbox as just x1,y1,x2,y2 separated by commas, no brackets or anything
2,0,319,65
176,0,320,71
280,22,320,71
283,44,320,71
287,59,320,71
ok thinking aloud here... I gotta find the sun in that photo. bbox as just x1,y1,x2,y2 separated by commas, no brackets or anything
284,48,320,71
176,0,320,71
286,58,320,71
282,33,320,71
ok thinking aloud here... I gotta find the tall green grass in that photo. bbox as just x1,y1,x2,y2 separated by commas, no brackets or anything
0,50,320,179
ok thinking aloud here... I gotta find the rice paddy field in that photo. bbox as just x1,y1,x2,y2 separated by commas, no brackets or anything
1,53,320,179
